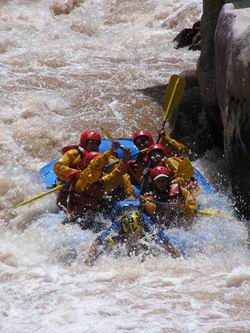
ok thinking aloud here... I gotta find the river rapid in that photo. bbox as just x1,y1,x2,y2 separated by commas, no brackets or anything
0,1,250,332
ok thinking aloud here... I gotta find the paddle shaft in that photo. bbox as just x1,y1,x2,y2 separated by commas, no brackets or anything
100,127,127,151
157,75,186,143
141,75,186,192
145,199,225,218
16,184,62,208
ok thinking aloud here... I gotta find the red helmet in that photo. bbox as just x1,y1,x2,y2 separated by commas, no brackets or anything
132,130,154,146
150,166,170,180
147,143,167,157
83,152,101,167
80,130,101,148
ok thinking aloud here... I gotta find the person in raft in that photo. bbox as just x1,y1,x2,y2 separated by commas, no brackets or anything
140,166,197,230
54,130,102,211
58,142,134,231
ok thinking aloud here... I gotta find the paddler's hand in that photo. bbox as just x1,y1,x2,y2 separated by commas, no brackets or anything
65,169,81,183
122,147,131,163
142,167,149,177
126,194,136,200
164,241,181,258
158,128,165,139
111,141,121,153
84,240,100,266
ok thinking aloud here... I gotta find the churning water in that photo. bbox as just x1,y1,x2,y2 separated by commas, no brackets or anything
0,1,249,332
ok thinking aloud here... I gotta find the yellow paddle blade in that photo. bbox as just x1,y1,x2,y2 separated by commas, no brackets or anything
198,208,231,218
138,148,148,155
16,184,62,208
163,75,186,121
176,157,194,180
100,126,114,143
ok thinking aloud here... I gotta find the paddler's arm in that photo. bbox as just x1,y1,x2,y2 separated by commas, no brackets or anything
102,148,132,194
140,193,157,216
84,220,120,265
181,187,198,220
159,129,185,153
84,239,102,266
121,173,136,198
156,227,181,258
75,150,112,192
75,143,119,192
54,149,82,182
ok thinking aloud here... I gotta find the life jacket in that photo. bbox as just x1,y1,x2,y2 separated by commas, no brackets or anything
153,183,183,228
69,181,105,212
186,177,199,191
127,156,148,185
61,145,87,170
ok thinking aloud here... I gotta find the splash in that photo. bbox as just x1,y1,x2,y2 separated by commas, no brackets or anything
0,0,249,332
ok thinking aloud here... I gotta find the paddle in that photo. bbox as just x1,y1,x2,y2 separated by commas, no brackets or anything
144,199,230,218
16,130,136,208
103,148,148,172
100,126,127,152
197,208,232,218
141,75,186,192
16,184,62,208
157,74,186,143
175,157,194,181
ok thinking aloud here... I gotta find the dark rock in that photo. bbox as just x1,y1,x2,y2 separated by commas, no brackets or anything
139,84,166,107
197,0,225,148
179,70,199,89
173,21,201,50
188,31,201,51
169,86,214,159
215,4,250,218
139,71,213,158
168,70,214,158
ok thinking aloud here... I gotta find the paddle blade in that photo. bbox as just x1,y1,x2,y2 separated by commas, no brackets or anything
163,75,186,121
198,208,231,218
16,184,62,208
100,127,114,143
176,157,194,181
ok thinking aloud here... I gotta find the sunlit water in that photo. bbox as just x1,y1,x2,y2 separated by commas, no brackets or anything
0,1,249,332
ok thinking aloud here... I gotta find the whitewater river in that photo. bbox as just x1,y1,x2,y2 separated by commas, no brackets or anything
0,1,250,332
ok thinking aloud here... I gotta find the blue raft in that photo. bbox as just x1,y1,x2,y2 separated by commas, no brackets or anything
39,138,214,195
39,139,214,257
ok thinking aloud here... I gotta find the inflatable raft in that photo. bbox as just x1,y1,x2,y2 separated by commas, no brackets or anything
39,138,214,195
38,139,216,258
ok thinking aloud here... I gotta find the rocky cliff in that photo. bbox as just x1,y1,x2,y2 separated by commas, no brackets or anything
215,4,250,218
196,0,250,222
175,1,250,222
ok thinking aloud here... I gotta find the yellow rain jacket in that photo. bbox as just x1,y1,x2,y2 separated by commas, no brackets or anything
74,150,134,197
75,150,119,192
165,156,194,182
67,150,130,213
103,156,135,197
54,148,85,183
160,134,185,155
141,185,197,224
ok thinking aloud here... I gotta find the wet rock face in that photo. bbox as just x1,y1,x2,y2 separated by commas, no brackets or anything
170,87,211,158
215,4,250,218
139,71,213,159
173,21,201,50
50,0,80,15
197,0,225,148
169,71,214,159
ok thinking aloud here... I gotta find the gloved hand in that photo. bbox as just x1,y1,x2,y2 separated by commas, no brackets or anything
122,148,131,163
142,167,150,177
65,169,81,183
158,128,165,138
111,141,121,153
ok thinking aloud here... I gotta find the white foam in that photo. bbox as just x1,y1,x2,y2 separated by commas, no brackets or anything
226,266,250,287
1,0,249,332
